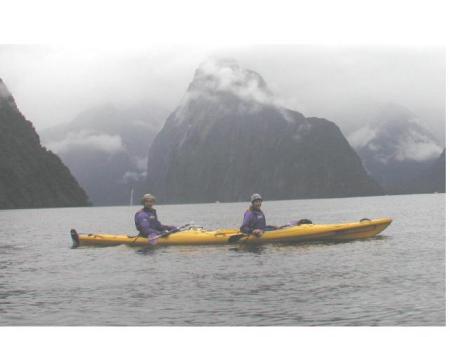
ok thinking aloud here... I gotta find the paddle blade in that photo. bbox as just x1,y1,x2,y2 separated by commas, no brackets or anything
228,234,248,244
70,229,80,248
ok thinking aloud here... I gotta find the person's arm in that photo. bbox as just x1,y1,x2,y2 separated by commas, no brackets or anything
152,210,177,231
240,211,254,234
161,224,177,231
135,212,149,228
135,212,153,236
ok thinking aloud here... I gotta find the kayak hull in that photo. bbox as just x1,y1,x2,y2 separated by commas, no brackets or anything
71,217,392,248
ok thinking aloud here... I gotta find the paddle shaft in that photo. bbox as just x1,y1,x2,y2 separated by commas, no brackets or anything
132,223,190,245
227,222,302,243
152,224,190,240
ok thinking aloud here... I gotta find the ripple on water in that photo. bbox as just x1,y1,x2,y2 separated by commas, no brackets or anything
0,194,445,325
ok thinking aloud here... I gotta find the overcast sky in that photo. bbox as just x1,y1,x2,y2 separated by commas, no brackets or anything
0,44,445,143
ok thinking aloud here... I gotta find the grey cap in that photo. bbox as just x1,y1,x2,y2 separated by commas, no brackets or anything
141,193,156,203
250,193,263,203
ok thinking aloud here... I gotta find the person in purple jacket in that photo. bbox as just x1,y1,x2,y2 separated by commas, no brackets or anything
240,193,274,237
135,193,177,244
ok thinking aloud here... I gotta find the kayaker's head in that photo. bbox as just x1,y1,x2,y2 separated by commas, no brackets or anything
142,193,156,209
250,193,263,210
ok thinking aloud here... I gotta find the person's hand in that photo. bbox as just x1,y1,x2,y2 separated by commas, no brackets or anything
148,234,158,245
252,229,264,237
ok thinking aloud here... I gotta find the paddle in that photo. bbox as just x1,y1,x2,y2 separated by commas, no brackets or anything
228,224,290,243
131,223,191,245
148,223,191,245
227,219,313,244
228,228,272,243
228,233,249,244
155,223,190,239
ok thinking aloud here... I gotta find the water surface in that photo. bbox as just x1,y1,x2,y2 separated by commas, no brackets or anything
0,194,445,325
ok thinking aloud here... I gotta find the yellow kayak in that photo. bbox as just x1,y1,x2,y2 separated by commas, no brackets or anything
70,217,392,248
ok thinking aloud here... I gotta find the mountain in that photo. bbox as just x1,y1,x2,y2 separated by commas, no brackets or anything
145,59,383,203
347,103,443,193
41,104,167,205
405,148,445,194
424,149,446,193
0,78,90,209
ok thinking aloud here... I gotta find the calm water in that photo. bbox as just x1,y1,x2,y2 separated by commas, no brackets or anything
0,194,445,326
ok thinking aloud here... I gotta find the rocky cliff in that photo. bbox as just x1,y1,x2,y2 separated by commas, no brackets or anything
146,59,383,203
403,148,446,194
0,78,90,209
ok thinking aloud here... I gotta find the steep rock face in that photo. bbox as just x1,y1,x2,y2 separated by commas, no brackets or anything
405,149,446,194
347,103,443,193
425,149,446,193
0,78,90,209
146,59,383,203
41,104,167,206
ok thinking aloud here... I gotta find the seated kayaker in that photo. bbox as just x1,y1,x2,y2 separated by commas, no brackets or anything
135,193,177,243
240,193,278,237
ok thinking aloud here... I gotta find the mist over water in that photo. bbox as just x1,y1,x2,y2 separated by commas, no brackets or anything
0,194,444,325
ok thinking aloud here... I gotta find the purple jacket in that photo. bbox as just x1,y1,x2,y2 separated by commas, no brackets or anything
135,208,175,236
240,208,266,234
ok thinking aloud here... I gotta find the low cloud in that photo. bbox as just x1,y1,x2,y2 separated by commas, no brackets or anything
0,45,444,145
175,58,298,124
45,130,125,155
120,156,148,184
348,126,378,149
394,130,443,161
348,119,443,163
194,58,274,105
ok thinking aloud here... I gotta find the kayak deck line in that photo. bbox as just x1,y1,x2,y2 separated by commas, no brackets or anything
70,217,392,248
